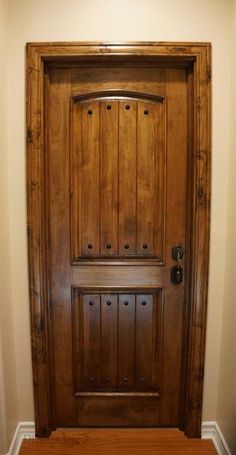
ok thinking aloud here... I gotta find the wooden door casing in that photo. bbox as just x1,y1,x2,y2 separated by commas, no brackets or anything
26,42,211,439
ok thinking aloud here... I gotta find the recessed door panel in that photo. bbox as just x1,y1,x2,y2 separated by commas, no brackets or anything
72,289,161,396
71,94,166,263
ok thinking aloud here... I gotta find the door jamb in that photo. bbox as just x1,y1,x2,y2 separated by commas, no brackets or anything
26,41,211,438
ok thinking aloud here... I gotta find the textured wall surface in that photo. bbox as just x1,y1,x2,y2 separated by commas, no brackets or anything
0,0,19,452
217,1,236,453
0,0,235,452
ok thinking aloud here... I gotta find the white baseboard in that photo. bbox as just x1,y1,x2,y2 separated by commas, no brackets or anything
5,422,35,455
202,421,232,455
3,420,231,455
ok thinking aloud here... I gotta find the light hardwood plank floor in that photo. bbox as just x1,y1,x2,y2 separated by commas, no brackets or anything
19,429,217,454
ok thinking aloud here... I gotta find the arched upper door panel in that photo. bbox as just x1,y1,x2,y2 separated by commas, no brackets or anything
70,91,166,263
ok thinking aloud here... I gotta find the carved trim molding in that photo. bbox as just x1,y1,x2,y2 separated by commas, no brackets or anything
26,41,211,438
72,90,165,103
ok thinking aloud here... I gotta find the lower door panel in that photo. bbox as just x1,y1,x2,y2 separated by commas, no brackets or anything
55,288,163,426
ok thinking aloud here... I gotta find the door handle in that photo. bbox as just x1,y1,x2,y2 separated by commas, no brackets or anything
171,245,184,285
172,245,184,261
171,265,183,285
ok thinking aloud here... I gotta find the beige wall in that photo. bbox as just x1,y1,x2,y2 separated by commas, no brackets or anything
0,2,8,451
0,0,19,452
0,0,18,453
0,0,235,452
216,1,236,453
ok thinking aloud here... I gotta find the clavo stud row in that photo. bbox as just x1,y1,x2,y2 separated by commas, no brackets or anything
88,300,147,306
87,243,149,250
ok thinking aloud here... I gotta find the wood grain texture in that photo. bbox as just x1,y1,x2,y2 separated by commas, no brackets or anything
118,294,135,387
48,68,75,427
100,294,118,387
65,73,182,427
118,101,137,256
19,429,216,454
81,294,101,389
135,295,157,389
26,42,211,438
71,94,165,262
80,102,100,257
158,68,187,427
100,101,119,255
136,102,157,256
72,289,161,395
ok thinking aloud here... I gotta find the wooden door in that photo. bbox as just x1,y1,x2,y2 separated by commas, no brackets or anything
47,65,187,427
27,42,211,438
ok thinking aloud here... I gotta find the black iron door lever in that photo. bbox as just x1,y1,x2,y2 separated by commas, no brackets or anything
171,265,183,285
172,245,184,261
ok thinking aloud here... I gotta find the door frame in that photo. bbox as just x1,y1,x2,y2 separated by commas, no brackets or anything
26,41,211,438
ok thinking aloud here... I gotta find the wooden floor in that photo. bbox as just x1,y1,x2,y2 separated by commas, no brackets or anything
19,429,217,454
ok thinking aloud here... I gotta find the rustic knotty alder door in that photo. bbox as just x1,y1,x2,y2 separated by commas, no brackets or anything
49,65,185,427
27,42,211,438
